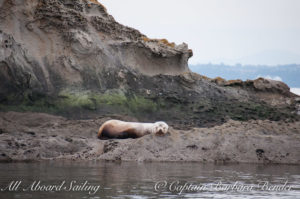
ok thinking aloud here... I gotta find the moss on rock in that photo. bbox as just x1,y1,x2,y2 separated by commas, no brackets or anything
0,87,298,128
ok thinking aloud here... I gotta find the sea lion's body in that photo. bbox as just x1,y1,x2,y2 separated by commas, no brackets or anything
97,120,168,139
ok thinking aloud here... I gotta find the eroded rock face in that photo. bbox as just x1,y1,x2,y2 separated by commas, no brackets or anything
0,0,192,96
0,0,299,127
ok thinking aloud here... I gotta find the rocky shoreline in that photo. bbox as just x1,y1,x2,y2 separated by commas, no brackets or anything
0,0,299,165
0,111,299,164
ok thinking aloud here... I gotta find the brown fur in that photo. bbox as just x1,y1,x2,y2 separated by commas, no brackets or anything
97,120,169,139
97,120,145,139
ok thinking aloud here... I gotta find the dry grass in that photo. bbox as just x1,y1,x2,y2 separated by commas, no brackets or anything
226,79,243,85
89,0,107,11
200,75,210,80
158,39,175,48
141,36,150,42
141,36,175,48
213,77,226,82
211,77,226,85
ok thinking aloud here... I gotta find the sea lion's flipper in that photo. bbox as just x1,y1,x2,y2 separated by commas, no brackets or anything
117,128,139,139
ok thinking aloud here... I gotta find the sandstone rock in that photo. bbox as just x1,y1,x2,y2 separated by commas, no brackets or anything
0,0,299,129
0,0,192,97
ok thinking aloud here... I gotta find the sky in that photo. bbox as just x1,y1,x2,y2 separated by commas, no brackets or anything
101,0,300,65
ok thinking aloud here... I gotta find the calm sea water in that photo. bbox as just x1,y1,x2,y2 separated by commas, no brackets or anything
0,161,299,199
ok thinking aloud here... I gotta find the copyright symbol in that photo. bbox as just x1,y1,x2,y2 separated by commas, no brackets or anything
154,181,167,192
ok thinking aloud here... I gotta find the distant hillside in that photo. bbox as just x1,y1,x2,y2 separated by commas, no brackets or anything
190,64,300,88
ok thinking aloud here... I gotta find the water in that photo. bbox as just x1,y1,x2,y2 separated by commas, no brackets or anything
0,161,299,199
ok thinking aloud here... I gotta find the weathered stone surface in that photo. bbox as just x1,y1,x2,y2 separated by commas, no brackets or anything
0,1,299,164
0,0,298,124
0,111,299,164
0,0,192,99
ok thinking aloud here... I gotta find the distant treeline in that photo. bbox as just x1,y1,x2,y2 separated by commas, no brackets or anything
190,63,300,88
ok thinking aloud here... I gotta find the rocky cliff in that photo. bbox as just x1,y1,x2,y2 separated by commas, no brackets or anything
0,0,299,129
0,0,191,94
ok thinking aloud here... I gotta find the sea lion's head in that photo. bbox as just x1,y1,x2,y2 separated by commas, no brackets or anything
154,121,169,135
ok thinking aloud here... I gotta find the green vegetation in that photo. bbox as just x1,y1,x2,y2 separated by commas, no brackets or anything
0,89,297,126
0,91,158,117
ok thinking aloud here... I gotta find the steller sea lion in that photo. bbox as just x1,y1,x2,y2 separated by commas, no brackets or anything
97,120,168,139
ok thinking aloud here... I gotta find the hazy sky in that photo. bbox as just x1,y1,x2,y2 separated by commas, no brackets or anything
101,0,300,65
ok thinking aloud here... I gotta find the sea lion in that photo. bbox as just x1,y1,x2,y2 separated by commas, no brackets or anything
97,120,168,139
